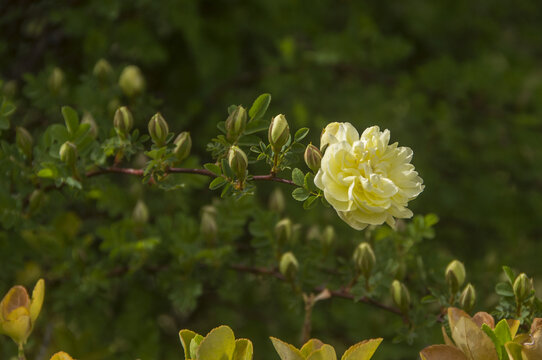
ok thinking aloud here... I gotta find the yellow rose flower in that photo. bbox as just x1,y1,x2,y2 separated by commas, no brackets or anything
314,123,424,230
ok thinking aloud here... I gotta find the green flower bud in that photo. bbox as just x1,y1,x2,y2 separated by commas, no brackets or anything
173,131,192,162
200,206,217,242
48,67,64,94
113,106,134,138
28,189,45,214
148,113,169,146
459,283,476,313
93,58,113,82
81,112,98,138
132,200,149,224
279,252,299,280
322,225,335,248
119,65,145,97
189,334,204,360
269,188,285,214
275,218,293,247
15,126,33,159
445,260,466,294
513,273,532,302
228,146,248,181
59,141,77,167
391,280,410,313
268,114,290,153
353,242,376,280
304,143,322,173
225,105,247,142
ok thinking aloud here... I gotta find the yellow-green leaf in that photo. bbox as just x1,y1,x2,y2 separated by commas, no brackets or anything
306,344,337,360
341,338,383,360
419,345,468,360
270,337,304,360
179,329,197,359
300,339,325,358
196,325,235,360
233,338,253,360
505,341,524,360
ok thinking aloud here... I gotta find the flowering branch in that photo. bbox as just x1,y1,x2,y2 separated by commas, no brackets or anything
85,166,295,186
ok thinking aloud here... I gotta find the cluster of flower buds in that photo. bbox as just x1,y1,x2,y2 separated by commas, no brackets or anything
445,260,466,294
225,105,247,143
279,252,298,280
390,280,410,313
353,242,376,281
268,114,290,153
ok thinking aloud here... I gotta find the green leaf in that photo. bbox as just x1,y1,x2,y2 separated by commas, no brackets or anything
300,339,324,358
307,344,337,360
304,172,318,192
217,121,226,134
292,187,310,201
294,128,309,142
502,266,515,284
179,329,197,360
421,295,437,304
292,168,304,186
495,282,514,297
221,158,234,178
62,106,79,136
233,338,253,360
270,337,304,360
303,195,319,209
481,324,502,360
196,325,236,360
341,338,383,360
249,93,271,121
244,119,269,135
37,168,58,178
209,177,227,190
204,163,222,176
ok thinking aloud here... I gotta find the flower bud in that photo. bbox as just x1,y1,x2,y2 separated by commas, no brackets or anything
48,67,64,94
132,200,149,224
81,111,98,138
113,106,133,138
353,242,376,279
3,80,17,98
93,58,113,82
275,218,293,247
228,146,248,181
173,131,192,162
268,114,290,153
225,105,247,142
28,189,45,214
59,141,77,167
279,252,299,280
148,113,169,146
16,126,33,159
445,260,466,294
50,352,75,360
200,206,217,242
459,283,476,313
269,188,285,213
322,225,335,248
119,65,145,97
391,280,410,313
513,273,532,302
304,143,322,172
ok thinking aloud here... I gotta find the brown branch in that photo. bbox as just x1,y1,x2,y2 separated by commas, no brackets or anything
84,166,295,186
230,264,406,320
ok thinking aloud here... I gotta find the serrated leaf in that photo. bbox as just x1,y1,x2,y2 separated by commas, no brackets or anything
196,326,235,360
62,106,79,136
270,337,304,360
294,128,309,142
292,168,304,186
341,338,383,360
292,187,310,201
209,177,227,190
204,163,222,176
249,93,271,121
303,195,318,209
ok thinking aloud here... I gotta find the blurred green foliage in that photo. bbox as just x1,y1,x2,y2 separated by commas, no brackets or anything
1,1,542,359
